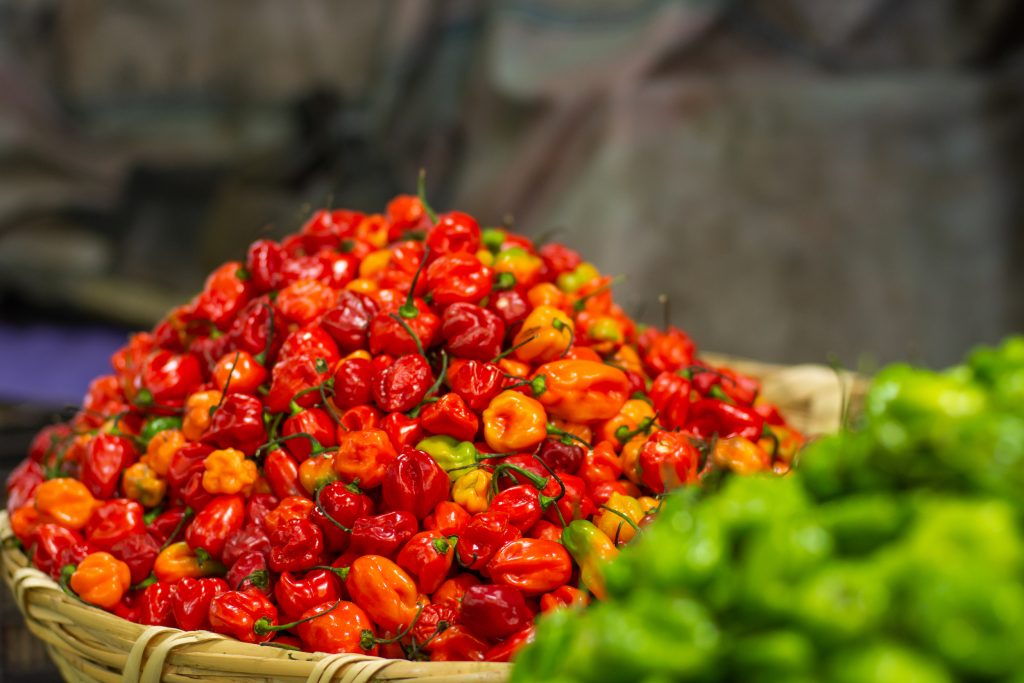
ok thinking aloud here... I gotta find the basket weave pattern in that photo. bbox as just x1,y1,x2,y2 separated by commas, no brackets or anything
0,359,863,682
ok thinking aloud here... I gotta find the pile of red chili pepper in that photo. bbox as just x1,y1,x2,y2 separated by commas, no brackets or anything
4,186,804,662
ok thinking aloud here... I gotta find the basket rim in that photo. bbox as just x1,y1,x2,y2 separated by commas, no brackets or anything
0,510,511,683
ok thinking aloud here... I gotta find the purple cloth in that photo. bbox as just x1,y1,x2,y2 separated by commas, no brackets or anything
0,324,128,406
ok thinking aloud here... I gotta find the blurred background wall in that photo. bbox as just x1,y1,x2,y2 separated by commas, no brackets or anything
0,1,1022,679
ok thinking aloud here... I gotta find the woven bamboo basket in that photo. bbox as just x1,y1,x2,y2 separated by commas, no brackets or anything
0,357,866,683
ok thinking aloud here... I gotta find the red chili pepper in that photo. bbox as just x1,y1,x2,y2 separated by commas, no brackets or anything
173,577,229,630
222,525,271,566
368,301,440,357
460,584,532,640
227,297,281,362
487,485,544,532
535,438,584,475
487,288,530,330
540,585,589,612
278,325,340,367
6,459,44,513
579,440,623,491
381,449,450,520
245,239,285,292
296,600,379,655
166,443,214,508
691,366,759,405
429,625,490,662
321,291,379,352
32,524,91,580
85,499,145,551
371,355,434,414
425,211,480,257
338,405,382,434
136,350,204,408
528,519,564,543
264,449,305,500
332,357,373,409
639,326,696,376
484,625,536,663
433,574,480,612
209,589,279,644
268,517,324,572
345,555,421,632
245,493,278,529
449,360,505,413
544,472,595,525
395,531,455,594
410,602,459,646
381,412,424,451
456,511,521,571
264,496,314,536
201,394,268,457
191,261,253,329
539,242,581,277
332,429,398,489
423,501,471,536
310,482,374,552
109,532,160,584
487,538,572,594
81,434,137,500
688,398,765,441
185,494,246,560
139,582,176,627
440,303,505,361
348,511,418,559
227,550,272,594
424,254,493,307
419,393,479,443
146,507,191,546
274,569,343,621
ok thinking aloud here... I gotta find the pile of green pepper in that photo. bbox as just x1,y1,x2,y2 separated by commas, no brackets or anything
512,337,1024,683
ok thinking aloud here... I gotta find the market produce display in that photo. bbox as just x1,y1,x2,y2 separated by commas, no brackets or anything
512,337,1024,682
2,185,806,662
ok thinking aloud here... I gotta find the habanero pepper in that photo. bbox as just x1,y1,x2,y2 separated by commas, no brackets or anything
6,459,44,513
483,391,548,453
348,511,418,559
333,428,398,489
201,393,268,457
278,325,340,367
456,511,521,571
154,542,225,582
282,408,337,460
451,469,492,514
122,462,166,508
711,436,771,475
208,589,279,644
185,494,246,560
487,538,573,595
395,531,456,594
35,477,97,530
423,500,471,536
512,306,574,364
264,449,305,500
368,301,440,358
381,412,424,452
484,625,536,663
425,211,481,257
338,405,383,434
138,581,176,627
321,291,379,352
69,552,132,609
533,360,630,423
638,325,696,376
82,434,138,501
182,390,221,441
298,456,339,497
212,350,267,395
440,303,505,362
266,354,331,414
688,398,766,441
85,499,145,551
381,449,450,520
424,253,493,306
268,517,324,572
561,520,618,600
593,492,645,545
371,353,435,414
32,524,91,580
228,550,272,594
419,393,479,443
275,278,336,325
345,555,421,632
637,430,701,493
488,485,545,532
109,532,161,585
460,583,533,640
275,569,343,621
135,350,204,409
310,482,373,552
296,600,379,655
332,357,373,409
449,359,505,413
173,576,229,630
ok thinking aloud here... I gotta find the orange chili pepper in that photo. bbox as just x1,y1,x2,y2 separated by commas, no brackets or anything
346,555,421,632
593,492,644,545
70,552,131,608
492,247,543,289
9,505,46,546
182,390,222,441
497,358,532,381
264,496,316,536
451,469,492,514
532,359,630,422
610,344,644,375
712,436,771,475
153,541,225,582
332,429,397,489
202,448,259,495
345,278,379,294
482,390,547,453
35,478,96,530
298,455,340,496
526,283,565,310
122,462,167,507
511,306,574,364
212,350,268,395
600,398,656,447
140,428,186,477
548,417,592,446
619,434,649,487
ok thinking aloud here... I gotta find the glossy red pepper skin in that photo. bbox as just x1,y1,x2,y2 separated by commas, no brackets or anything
638,326,696,376
345,555,421,633
137,350,204,407
264,449,305,501
419,393,479,442
449,360,505,413
185,494,246,560
109,532,161,584
411,603,460,645
648,371,690,412
274,569,342,621
85,499,145,551
460,584,532,640
201,394,268,457
540,584,589,612
279,325,339,368
535,438,584,475
381,412,424,451
139,582,176,627
432,573,480,610
488,289,530,330
426,212,480,257
32,524,91,580
544,473,595,525
209,589,278,644
637,430,701,493
484,625,536,663
146,507,191,546
332,358,373,409
539,242,581,277
246,239,285,292
222,525,271,566
348,511,418,559
166,444,215,507
173,576,230,631
6,459,44,513
439,303,505,361
424,254,493,307
227,297,281,362
321,292,379,352
266,355,331,414
228,550,272,594
296,600,379,655
381,449,450,520
268,517,324,572
281,408,337,461
371,354,434,413
368,300,440,358
688,399,765,441
82,434,138,500
309,482,374,552
487,538,573,594
396,531,455,594
487,485,544,532
190,262,253,331
338,405,382,434
456,511,521,571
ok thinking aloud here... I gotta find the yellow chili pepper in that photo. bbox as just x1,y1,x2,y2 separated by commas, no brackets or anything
359,249,392,279
182,390,222,441
154,541,225,582
593,492,645,545
561,520,618,600
483,390,548,453
619,434,648,487
533,359,630,423
512,305,575,364
141,428,186,477
35,478,97,530
299,455,339,495
345,278,379,294
712,437,771,475
601,398,656,447
122,462,167,508
637,495,660,516
202,448,259,495
475,248,495,267
493,247,543,288
70,552,131,609
355,214,389,247
451,469,492,514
